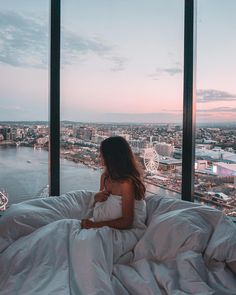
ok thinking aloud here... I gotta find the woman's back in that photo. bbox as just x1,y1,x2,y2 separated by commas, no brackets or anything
93,173,146,227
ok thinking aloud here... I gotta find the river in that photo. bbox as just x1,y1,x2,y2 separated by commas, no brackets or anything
0,146,180,206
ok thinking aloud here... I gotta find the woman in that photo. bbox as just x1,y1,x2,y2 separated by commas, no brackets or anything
81,136,146,230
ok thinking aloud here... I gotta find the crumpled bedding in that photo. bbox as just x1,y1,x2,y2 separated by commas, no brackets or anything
0,190,235,295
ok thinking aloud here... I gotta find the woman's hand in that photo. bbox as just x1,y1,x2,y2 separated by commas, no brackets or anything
81,219,95,229
94,190,110,203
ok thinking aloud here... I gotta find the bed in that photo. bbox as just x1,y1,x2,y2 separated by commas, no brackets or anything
0,190,236,295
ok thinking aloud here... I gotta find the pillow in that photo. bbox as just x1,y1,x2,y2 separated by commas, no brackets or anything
93,195,122,222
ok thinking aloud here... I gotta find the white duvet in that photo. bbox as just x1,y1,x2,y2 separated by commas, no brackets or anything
0,190,236,295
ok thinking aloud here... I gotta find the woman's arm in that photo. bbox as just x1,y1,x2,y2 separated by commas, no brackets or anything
93,190,110,206
82,181,135,230
92,172,110,207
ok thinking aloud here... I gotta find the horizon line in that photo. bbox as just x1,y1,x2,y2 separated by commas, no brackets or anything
0,120,236,126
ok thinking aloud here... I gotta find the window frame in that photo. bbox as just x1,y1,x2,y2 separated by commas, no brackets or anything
49,0,196,201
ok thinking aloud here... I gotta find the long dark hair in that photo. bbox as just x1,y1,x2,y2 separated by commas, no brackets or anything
100,136,146,200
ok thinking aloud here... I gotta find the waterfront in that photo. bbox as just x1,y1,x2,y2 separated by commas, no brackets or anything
0,146,179,206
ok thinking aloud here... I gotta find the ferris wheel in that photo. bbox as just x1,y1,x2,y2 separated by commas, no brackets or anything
143,147,159,174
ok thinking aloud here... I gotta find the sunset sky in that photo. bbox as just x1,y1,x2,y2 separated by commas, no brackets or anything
0,0,236,123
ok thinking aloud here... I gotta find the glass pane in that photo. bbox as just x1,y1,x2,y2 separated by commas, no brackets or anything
60,0,184,198
0,1,49,208
195,0,236,216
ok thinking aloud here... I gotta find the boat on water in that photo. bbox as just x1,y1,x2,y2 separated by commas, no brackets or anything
0,191,8,211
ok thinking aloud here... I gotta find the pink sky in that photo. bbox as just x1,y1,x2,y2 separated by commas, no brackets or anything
0,0,236,123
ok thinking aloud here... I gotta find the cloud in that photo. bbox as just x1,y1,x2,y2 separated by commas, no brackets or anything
62,32,128,71
100,112,182,123
196,113,214,117
197,107,236,113
147,73,161,80
109,56,127,72
148,66,182,80
61,110,183,123
197,89,236,103
0,11,127,71
162,67,182,75
61,30,111,65
0,105,22,111
0,12,48,68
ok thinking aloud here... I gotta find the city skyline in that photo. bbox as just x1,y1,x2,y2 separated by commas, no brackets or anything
0,119,236,127
0,0,236,123
1,120,236,216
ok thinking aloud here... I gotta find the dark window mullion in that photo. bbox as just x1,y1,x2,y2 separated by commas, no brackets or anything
49,0,61,196
182,0,196,201
48,0,195,199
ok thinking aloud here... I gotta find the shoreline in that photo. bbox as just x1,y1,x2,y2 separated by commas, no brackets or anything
61,153,101,171
0,144,181,193
2,145,235,213
0,141,16,146
144,179,180,194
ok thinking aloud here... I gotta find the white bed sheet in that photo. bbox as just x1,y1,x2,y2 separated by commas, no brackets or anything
0,191,235,295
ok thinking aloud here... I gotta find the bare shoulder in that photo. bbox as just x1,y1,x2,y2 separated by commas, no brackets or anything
120,179,134,194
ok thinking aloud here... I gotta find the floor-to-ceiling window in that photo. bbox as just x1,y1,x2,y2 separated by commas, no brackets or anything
2,0,235,218
195,0,236,216
60,0,184,197
0,1,49,206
